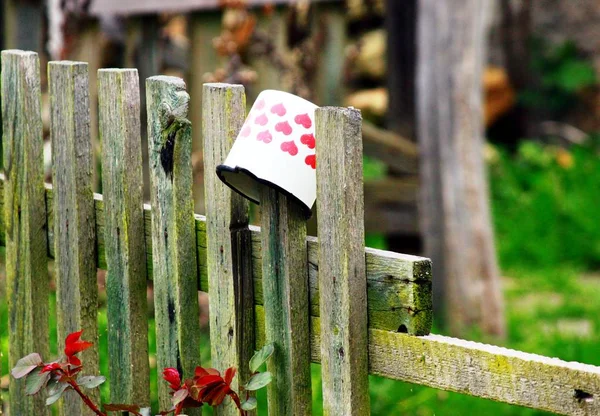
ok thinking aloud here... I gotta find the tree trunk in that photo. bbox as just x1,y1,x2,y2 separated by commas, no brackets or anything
417,0,506,337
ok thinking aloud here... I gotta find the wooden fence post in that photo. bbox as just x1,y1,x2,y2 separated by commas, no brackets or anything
98,68,151,407
315,107,370,415
260,191,312,414
49,61,99,416
1,49,49,416
146,76,201,414
202,83,255,416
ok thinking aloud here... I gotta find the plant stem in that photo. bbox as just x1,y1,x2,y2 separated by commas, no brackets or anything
68,380,106,416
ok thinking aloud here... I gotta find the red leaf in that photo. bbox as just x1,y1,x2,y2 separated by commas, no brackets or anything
64,330,93,358
41,363,61,374
162,368,181,390
203,383,231,406
224,367,236,385
195,375,223,389
65,341,93,357
194,366,220,378
65,330,84,346
68,355,82,367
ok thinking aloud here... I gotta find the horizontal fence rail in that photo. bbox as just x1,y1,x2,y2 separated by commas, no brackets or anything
1,49,600,416
0,177,434,338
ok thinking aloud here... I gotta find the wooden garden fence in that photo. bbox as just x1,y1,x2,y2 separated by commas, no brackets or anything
0,49,599,416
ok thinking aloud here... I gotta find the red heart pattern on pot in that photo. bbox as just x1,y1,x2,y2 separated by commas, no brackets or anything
254,113,269,126
275,121,293,135
281,140,298,156
270,103,287,116
257,130,273,143
241,98,316,170
255,113,268,126
300,133,315,149
294,113,312,129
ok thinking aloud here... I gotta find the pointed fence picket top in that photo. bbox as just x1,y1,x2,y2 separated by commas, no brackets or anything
2,52,599,416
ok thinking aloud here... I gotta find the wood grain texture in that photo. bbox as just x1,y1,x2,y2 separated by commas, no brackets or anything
202,83,255,416
417,0,505,337
0,177,433,336
315,107,370,415
260,188,312,415
1,50,49,416
253,309,600,416
48,61,99,416
146,76,201,413
98,69,151,407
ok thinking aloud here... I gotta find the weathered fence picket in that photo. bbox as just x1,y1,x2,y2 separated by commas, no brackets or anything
202,83,255,416
260,187,313,415
1,50,50,416
49,61,100,416
146,75,201,413
98,68,151,407
2,49,600,416
315,107,370,415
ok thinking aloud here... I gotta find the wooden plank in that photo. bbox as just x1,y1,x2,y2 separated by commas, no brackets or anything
364,203,419,235
3,0,43,52
315,107,370,415
202,83,255,416
146,76,201,413
248,9,287,103
98,68,151,407
188,11,222,214
364,177,419,205
90,0,340,17
385,0,417,139
315,3,347,106
361,120,418,174
253,310,600,416
260,188,312,415
0,176,433,336
66,23,103,193
48,61,99,416
1,49,49,415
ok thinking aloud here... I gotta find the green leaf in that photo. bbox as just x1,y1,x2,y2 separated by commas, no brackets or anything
46,382,69,406
46,374,66,396
77,375,106,389
245,372,272,391
25,368,51,395
241,397,257,410
249,344,274,373
11,353,43,379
